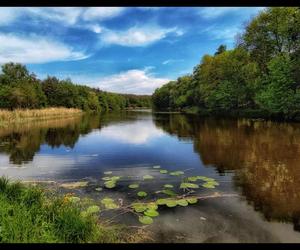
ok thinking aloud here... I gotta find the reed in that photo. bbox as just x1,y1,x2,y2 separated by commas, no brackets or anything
0,108,83,126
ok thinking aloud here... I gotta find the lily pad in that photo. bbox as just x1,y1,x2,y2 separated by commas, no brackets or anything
101,197,114,204
95,187,103,192
147,202,158,210
102,177,111,181
156,198,169,205
164,184,174,189
162,189,177,196
180,183,199,189
170,171,184,176
206,181,219,186
111,176,121,181
159,170,168,174
86,205,100,214
166,199,177,207
202,182,216,189
132,203,148,213
187,176,199,182
128,183,139,189
139,216,153,225
104,203,119,209
186,197,198,204
104,171,112,175
144,209,159,217
137,191,147,197
68,196,80,203
153,166,161,169
104,180,116,188
143,175,154,180
176,199,189,206
60,181,88,189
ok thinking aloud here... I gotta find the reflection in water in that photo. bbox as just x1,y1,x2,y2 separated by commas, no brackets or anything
153,114,300,232
0,111,300,238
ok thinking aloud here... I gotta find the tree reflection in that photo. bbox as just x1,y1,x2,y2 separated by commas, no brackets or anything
153,113,300,231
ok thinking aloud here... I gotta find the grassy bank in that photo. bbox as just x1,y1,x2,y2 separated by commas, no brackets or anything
0,177,150,243
0,108,83,127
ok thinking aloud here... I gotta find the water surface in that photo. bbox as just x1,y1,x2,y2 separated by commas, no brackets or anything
0,111,300,243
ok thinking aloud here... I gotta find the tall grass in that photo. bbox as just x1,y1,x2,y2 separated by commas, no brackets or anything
0,108,82,127
0,177,151,243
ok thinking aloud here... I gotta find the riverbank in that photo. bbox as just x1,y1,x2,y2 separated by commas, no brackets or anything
0,177,151,243
0,108,83,127
156,106,300,122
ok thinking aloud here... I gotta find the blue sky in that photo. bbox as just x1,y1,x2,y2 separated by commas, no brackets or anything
0,7,265,94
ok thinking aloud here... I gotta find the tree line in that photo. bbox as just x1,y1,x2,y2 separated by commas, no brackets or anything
152,7,300,120
0,63,151,112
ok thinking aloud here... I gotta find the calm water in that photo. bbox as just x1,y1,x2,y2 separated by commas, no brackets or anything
0,111,300,243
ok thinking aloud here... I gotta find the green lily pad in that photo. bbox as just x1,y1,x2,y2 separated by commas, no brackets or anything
206,181,219,186
144,209,159,217
187,176,199,182
170,171,184,176
95,187,103,192
202,182,216,188
104,171,112,175
186,197,198,204
101,197,114,204
176,199,189,206
153,165,161,169
143,175,154,180
162,189,177,196
69,196,80,203
166,199,177,207
180,183,199,189
86,205,100,214
128,183,139,189
164,184,174,188
102,177,111,181
111,176,121,181
137,191,147,197
196,176,207,180
139,216,153,225
160,170,168,174
104,180,116,188
104,203,119,209
147,202,158,210
132,203,148,212
156,198,169,205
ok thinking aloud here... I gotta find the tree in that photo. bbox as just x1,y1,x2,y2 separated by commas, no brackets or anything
214,45,227,55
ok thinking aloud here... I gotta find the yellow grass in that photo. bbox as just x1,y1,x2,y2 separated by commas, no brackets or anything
0,107,83,126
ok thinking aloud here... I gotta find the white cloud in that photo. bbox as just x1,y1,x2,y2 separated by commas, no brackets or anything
0,8,22,26
198,7,265,19
100,25,182,47
100,120,164,144
0,33,88,64
82,7,125,21
162,59,184,65
92,69,171,95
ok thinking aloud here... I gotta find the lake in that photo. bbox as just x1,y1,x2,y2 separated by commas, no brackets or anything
0,110,300,243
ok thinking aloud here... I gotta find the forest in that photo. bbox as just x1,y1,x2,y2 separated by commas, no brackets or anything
0,63,151,112
152,7,300,120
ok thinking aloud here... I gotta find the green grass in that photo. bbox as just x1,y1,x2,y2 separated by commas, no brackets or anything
0,176,150,243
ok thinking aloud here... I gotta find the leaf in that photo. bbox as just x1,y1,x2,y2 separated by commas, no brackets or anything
163,184,174,188
102,177,111,181
143,175,154,180
153,165,161,169
111,176,121,181
104,171,112,175
170,171,184,176
139,216,153,225
104,180,116,188
95,187,103,192
162,189,177,197
86,205,100,214
101,197,114,204
147,202,158,210
132,203,147,213
144,209,159,217
176,199,188,206
160,170,168,174
202,182,216,189
180,183,199,189
128,183,139,189
166,199,177,207
156,198,169,205
187,176,199,182
186,197,198,204
206,181,219,186
137,191,147,197
68,196,80,203
104,203,119,209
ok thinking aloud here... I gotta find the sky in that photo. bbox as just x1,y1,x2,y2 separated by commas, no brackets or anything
0,7,265,95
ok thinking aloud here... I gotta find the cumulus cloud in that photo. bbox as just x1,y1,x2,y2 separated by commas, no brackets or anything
0,33,88,64
93,69,171,95
100,26,183,47
198,7,265,19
